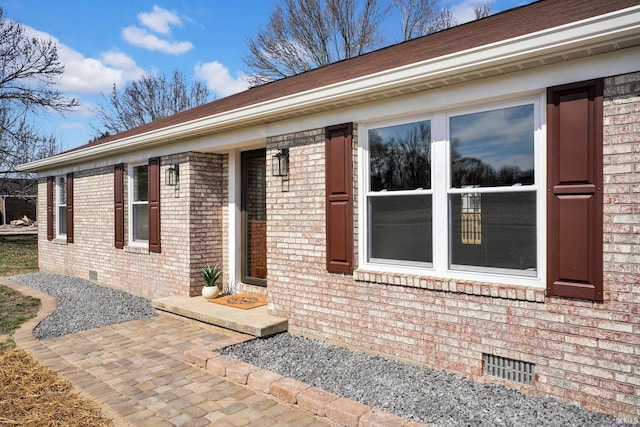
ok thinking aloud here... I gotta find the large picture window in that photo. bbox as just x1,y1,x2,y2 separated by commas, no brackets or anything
56,176,67,238
364,100,540,280
130,164,149,243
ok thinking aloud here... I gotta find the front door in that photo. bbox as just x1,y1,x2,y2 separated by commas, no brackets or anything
241,149,267,286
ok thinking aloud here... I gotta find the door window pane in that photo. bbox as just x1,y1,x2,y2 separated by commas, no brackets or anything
369,195,432,263
450,105,534,188
369,121,431,191
450,192,536,273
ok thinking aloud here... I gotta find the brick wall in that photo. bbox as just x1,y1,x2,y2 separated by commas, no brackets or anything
37,152,228,299
266,72,640,421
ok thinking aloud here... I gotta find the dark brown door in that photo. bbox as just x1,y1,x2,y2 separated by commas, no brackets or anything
242,149,267,286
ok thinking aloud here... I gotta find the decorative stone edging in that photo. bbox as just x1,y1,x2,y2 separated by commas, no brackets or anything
183,343,426,427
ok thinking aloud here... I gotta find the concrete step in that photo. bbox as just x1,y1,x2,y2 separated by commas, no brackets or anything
151,295,288,337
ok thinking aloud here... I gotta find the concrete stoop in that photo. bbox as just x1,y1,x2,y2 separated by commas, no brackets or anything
183,344,427,427
152,295,288,337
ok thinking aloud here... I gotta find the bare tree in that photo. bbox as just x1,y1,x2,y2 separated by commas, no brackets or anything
474,3,491,19
427,8,458,33
397,1,491,37
394,0,442,40
243,0,387,86
93,70,211,135
0,7,77,193
245,0,494,85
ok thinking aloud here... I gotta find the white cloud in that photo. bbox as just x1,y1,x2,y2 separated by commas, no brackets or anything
122,5,193,55
21,26,144,95
100,50,138,70
122,26,193,55
138,5,182,35
194,61,250,98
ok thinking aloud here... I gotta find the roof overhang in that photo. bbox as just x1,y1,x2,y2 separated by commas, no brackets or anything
19,5,640,173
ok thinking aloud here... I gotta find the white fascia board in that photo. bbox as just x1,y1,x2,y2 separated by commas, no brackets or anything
19,5,640,173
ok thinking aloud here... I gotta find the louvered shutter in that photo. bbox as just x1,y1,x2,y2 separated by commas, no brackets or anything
325,123,354,274
547,79,604,301
148,158,161,253
66,173,74,243
46,177,54,241
114,164,125,249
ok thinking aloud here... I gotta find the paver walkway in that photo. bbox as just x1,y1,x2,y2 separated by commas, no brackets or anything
7,280,332,427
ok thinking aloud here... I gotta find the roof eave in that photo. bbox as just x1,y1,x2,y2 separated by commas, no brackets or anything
18,5,640,173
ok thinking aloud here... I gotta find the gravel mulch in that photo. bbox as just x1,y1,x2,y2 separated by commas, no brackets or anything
10,272,156,339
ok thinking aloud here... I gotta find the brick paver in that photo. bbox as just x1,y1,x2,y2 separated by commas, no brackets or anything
5,278,423,426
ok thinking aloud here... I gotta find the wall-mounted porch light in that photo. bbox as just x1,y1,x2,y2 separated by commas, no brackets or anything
272,148,289,177
165,164,179,186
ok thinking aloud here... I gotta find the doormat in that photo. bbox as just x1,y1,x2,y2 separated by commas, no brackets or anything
210,294,267,310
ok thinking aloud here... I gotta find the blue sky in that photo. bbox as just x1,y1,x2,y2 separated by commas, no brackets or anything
3,0,529,152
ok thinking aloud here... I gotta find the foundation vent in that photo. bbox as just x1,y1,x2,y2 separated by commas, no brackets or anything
482,353,535,385
89,270,98,281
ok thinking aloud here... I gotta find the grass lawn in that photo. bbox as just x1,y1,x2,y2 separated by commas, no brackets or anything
0,286,40,350
0,233,113,426
0,234,38,275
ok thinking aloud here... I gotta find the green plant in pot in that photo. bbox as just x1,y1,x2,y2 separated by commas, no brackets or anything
201,264,222,299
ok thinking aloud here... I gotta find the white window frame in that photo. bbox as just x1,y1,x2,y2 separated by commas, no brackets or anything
128,162,149,246
56,175,67,239
359,95,546,288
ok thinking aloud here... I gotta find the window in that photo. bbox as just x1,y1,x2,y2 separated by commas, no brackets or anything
364,99,540,281
130,164,149,243
449,104,536,276
368,120,432,265
56,176,67,237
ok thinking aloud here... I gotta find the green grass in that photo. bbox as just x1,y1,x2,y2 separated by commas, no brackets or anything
0,233,39,349
0,234,38,276
0,285,40,350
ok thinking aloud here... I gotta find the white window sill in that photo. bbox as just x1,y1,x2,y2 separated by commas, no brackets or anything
53,238,67,245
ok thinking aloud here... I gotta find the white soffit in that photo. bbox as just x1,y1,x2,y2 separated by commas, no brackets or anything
19,5,640,172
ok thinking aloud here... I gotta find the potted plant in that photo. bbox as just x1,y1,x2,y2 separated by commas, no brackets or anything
201,264,222,299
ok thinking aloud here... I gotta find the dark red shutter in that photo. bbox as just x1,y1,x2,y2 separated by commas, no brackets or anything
114,164,124,249
46,177,54,241
66,173,74,243
547,79,603,301
325,123,353,274
148,157,161,253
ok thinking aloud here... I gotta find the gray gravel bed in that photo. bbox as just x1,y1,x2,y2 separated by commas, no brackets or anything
221,333,639,427
10,272,156,339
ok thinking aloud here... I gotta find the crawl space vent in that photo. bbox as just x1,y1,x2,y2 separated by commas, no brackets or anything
482,353,535,385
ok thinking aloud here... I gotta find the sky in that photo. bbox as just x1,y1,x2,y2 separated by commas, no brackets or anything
2,0,530,152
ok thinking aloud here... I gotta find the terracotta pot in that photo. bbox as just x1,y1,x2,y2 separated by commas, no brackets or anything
202,286,220,299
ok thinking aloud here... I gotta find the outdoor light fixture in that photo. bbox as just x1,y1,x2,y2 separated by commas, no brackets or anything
272,148,289,177
165,164,179,186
